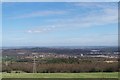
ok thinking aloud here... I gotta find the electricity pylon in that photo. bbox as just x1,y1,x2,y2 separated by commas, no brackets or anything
5,55,8,66
33,55,37,73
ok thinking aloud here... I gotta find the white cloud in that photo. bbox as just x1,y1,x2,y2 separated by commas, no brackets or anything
27,7,118,34
27,29,49,33
73,2,117,9
50,3,118,28
45,8,118,29
27,25,56,33
26,3,118,35
11,10,67,19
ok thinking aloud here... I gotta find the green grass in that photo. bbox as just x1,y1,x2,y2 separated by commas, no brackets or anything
2,72,118,78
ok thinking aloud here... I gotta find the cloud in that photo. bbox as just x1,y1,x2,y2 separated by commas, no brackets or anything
79,8,118,26
26,3,117,34
11,10,67,19
52,3,118,28
27,29,51,33
43,9,117,31
27,7,117,34
73,2,117,9
27,25,56,33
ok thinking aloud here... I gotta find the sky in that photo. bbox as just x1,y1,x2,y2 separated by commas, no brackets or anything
2,2,118,47
1,0,119,2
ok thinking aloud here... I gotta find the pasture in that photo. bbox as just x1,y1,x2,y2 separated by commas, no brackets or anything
2,72,118,78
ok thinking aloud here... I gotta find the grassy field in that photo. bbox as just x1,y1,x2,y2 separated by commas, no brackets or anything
2,72,118,78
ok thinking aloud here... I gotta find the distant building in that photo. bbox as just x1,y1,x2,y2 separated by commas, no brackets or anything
81,54,83,57
18,53,25,55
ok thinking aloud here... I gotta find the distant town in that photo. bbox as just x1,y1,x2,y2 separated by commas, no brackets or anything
1,46,118,73
2,46,118,59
